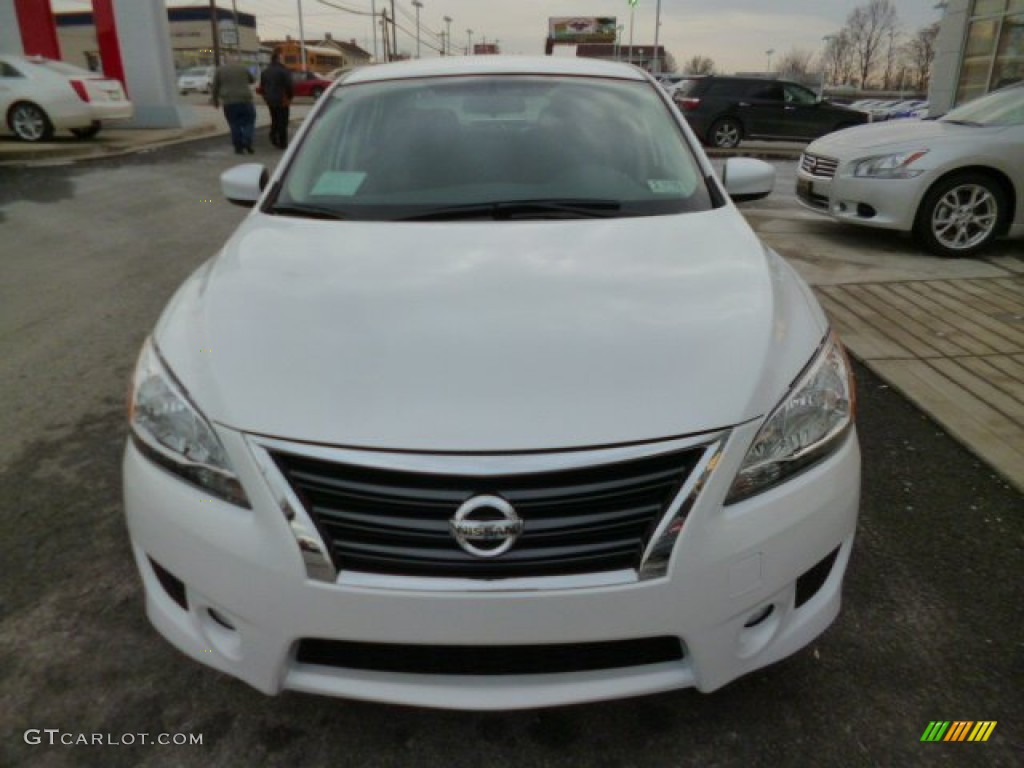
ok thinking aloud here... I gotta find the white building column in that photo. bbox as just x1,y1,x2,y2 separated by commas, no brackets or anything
110,0,197,127
0,3,24,54
929,0,970,115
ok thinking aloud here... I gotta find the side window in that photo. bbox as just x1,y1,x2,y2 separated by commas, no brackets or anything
748,83,783,101
705,81,749,99
783,84,817,105
0,61,24,78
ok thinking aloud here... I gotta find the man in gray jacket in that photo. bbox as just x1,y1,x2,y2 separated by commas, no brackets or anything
211,55,256,154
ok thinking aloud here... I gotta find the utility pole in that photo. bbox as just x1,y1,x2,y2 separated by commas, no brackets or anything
208,0,221,66
467,28,473,55
370,0,378,62
381,9,391,61
444,16,452,56
390,0,398,60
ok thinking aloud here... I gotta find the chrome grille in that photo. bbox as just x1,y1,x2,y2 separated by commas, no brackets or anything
271,447,704,580
800,153,839,179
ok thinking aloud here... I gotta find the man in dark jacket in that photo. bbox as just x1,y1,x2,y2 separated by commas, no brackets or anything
260,52,295,149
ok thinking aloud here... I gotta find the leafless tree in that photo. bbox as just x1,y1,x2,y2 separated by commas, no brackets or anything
662,51,678,74
777,48,815,80
821,31,856,86
904,22,940,91
845,0,900,88
682,55,716,75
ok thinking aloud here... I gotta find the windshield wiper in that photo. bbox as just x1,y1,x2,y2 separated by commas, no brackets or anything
399,199,622,221
268,203,347,220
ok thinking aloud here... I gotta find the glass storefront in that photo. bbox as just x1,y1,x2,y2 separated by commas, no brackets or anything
956,1,1024,103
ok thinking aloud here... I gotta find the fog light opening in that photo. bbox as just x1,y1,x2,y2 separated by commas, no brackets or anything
148,557,188,611
743,603,775,629
208,608,236,631
856,203,877,219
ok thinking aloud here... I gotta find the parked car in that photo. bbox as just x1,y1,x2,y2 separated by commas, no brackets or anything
177,66,214,94
0,53,132,141
125,56,860,710
796,81,1024,257
672,75,869,148
290,69,332,98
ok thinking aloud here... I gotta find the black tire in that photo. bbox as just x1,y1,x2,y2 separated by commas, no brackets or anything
708,117,742,149
71,122,102,140
8,102,54,142
913,172,1008,258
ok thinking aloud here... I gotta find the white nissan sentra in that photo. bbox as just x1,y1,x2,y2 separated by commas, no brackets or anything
124,56,860,710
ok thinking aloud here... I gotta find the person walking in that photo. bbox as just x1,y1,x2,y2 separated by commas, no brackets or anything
260,52,294,149
211,55,256,155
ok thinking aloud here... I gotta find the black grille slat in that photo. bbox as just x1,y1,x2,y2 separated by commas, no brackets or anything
296,636,685,675
273,447,701,579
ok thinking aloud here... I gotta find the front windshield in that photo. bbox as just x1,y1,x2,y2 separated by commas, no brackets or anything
941,84,1024,126
273,74,712,220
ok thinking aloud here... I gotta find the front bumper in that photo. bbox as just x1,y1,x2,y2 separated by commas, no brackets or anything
123,421,860,710
796,164,928,232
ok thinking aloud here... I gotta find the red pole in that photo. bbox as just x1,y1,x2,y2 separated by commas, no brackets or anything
14,0,62,59
91,0,126,88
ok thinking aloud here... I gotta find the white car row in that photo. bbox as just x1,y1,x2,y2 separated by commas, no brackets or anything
0,53,132,142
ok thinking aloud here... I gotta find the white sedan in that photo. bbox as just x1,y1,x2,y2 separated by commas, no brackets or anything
176,66,214,94
124,56,859,710
797,82,1024,257
0,53,132,142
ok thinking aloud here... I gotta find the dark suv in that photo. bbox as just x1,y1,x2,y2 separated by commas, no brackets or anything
672,76,869,148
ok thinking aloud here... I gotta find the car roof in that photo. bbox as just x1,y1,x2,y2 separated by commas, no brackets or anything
343,55,649,85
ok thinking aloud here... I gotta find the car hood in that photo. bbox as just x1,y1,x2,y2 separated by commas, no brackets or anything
154,208,826,451
808,119,1008,154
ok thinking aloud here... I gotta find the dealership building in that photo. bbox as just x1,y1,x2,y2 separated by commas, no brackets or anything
931,0,1023,112
55,4,260,72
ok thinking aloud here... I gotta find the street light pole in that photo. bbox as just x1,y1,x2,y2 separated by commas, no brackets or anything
628,1,635,66
444,16,452,56
820,35,835,97
467,28,473,55
297,0,307,71
653,0,662,74
765,48,774,75
411,0,422,59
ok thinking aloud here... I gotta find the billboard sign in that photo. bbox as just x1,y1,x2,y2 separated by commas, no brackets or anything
548,17,617,43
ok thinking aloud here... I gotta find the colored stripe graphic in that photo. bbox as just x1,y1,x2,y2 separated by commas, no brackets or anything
921,722,950,741
969,722,997,742
944,721,972,741
921,721,997,742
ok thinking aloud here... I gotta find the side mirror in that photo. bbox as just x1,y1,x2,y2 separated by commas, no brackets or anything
722,157,775,203
221,163,268,208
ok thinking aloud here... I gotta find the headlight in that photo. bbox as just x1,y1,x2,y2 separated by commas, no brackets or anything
851,149,928,179
726,331,855,504
128,339,250,507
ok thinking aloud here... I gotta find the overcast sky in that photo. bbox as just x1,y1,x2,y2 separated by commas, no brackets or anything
52,1,946,72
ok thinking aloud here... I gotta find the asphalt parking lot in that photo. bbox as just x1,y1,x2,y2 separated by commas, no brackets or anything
1,130,1021,767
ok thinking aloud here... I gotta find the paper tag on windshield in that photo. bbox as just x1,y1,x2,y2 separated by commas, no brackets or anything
648,179,687,195
312,171,366,197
